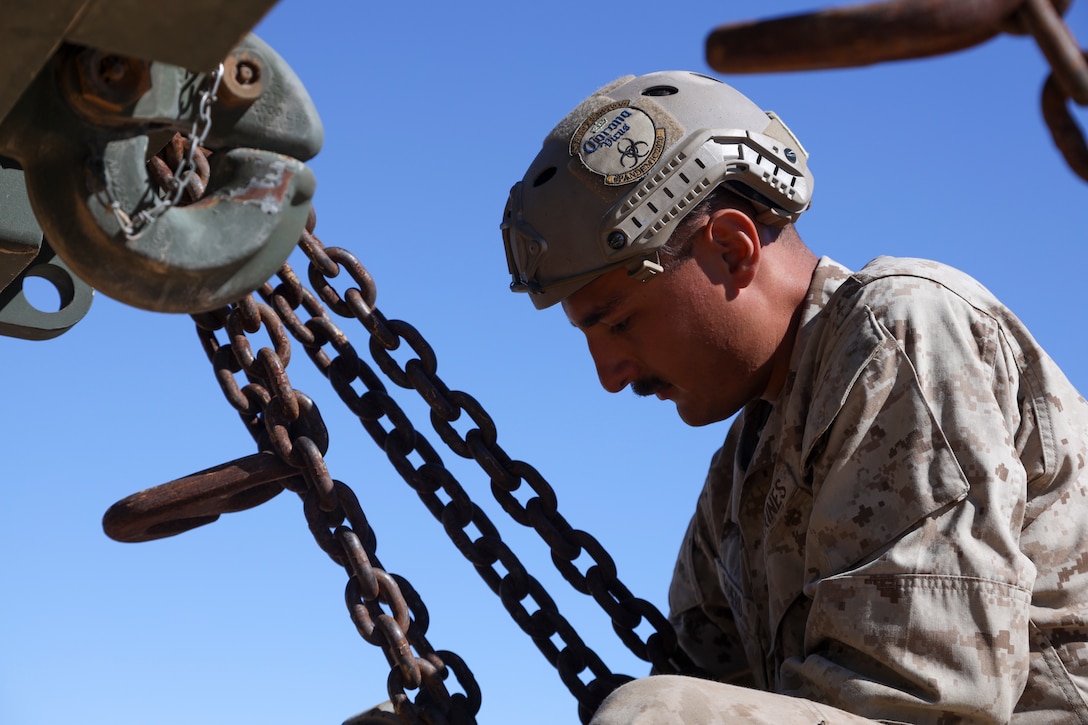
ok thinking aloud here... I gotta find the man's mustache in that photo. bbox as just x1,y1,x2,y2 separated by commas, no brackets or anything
631,377,669,397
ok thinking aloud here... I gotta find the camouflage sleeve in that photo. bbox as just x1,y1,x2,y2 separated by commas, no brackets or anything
779,276,1040,724
667,429,755,685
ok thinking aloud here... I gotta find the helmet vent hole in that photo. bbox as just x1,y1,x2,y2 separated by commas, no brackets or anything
642,85,679,97
532,167,557,187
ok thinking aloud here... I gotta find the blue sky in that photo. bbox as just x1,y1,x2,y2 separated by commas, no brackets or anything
3,2,1086,723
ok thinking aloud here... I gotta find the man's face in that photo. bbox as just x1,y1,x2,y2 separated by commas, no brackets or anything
561,254,775,427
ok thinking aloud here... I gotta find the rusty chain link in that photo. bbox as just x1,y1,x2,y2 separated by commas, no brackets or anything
705,0,1088,181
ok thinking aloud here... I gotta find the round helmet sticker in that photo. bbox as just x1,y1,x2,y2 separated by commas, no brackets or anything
570,101,665,186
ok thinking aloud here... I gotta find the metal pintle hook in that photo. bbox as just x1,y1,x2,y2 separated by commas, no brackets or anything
0,33,324,313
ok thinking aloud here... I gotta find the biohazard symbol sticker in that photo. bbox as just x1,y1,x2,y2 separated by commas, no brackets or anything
570,101,665,186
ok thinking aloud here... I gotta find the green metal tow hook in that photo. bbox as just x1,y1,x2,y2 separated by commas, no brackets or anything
0,33,323,314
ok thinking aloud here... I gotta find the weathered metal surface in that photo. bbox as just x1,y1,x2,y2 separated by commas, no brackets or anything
0,0,279,127
342,702,402,725
1018,0,1088,104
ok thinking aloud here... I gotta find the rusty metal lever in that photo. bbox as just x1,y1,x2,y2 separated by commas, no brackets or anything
704,0,1088,181
102,451,300,543
705,0,1026,73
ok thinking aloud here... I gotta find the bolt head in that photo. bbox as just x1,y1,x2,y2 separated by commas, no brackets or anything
607,231,627,250
70,50,151,113
219,50,266,106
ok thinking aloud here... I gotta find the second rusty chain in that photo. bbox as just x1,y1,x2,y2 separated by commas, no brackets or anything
265,212,703,721
706,0,1088,181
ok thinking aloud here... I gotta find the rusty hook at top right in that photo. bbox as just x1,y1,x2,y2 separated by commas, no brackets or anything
705,0,1088,181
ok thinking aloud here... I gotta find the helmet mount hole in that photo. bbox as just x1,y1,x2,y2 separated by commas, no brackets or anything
642,85,679,97
532,167,557,187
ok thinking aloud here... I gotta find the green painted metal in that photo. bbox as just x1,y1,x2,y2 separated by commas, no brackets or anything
0,162,94,339
0,237,94,340
0,163,43,289
0,0,279,127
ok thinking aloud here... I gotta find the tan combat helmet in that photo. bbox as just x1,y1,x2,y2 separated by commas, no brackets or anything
501,70,814,309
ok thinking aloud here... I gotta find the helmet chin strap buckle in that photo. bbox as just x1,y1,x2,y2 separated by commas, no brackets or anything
628,257,664,282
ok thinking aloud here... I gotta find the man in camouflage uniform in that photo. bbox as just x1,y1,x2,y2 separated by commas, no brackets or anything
501,71,1088,723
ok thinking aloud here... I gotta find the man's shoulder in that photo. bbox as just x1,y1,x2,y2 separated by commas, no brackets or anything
828,255,1003,323
851,256,996,303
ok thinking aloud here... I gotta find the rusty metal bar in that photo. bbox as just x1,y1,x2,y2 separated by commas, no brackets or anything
102,451,297,542
1042,55,1088,180
1018,0,1088,103
705,0,1023,73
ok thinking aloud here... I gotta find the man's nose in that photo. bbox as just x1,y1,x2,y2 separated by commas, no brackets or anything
587,338,636,394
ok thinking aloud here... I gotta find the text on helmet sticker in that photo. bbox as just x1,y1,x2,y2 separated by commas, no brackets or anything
570,101,665,186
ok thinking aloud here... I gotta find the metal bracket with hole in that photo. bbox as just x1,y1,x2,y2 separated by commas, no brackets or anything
0,163,93,339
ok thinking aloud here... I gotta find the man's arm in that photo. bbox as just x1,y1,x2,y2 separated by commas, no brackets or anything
780,278,1044,723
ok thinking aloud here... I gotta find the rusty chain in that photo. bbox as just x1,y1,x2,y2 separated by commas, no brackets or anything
102,137,701,723
254,209,702,720
190,291,480,725
705,0,1088,181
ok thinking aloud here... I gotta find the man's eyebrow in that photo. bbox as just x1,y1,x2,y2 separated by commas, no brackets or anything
571,296,622,330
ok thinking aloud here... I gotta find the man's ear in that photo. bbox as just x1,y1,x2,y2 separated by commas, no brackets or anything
702,208,761,289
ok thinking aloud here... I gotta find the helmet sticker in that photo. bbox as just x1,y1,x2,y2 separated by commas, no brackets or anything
569,101,665,186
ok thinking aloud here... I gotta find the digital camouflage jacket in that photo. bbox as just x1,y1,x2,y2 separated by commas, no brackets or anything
668,256,1088,724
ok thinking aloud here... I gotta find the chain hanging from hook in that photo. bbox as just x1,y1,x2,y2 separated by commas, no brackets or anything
105,137,702,724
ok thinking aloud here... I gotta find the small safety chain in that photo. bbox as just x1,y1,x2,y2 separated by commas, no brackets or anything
96,64,224,239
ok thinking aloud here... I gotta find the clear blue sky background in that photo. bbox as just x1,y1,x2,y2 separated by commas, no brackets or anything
3,1,1086,723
